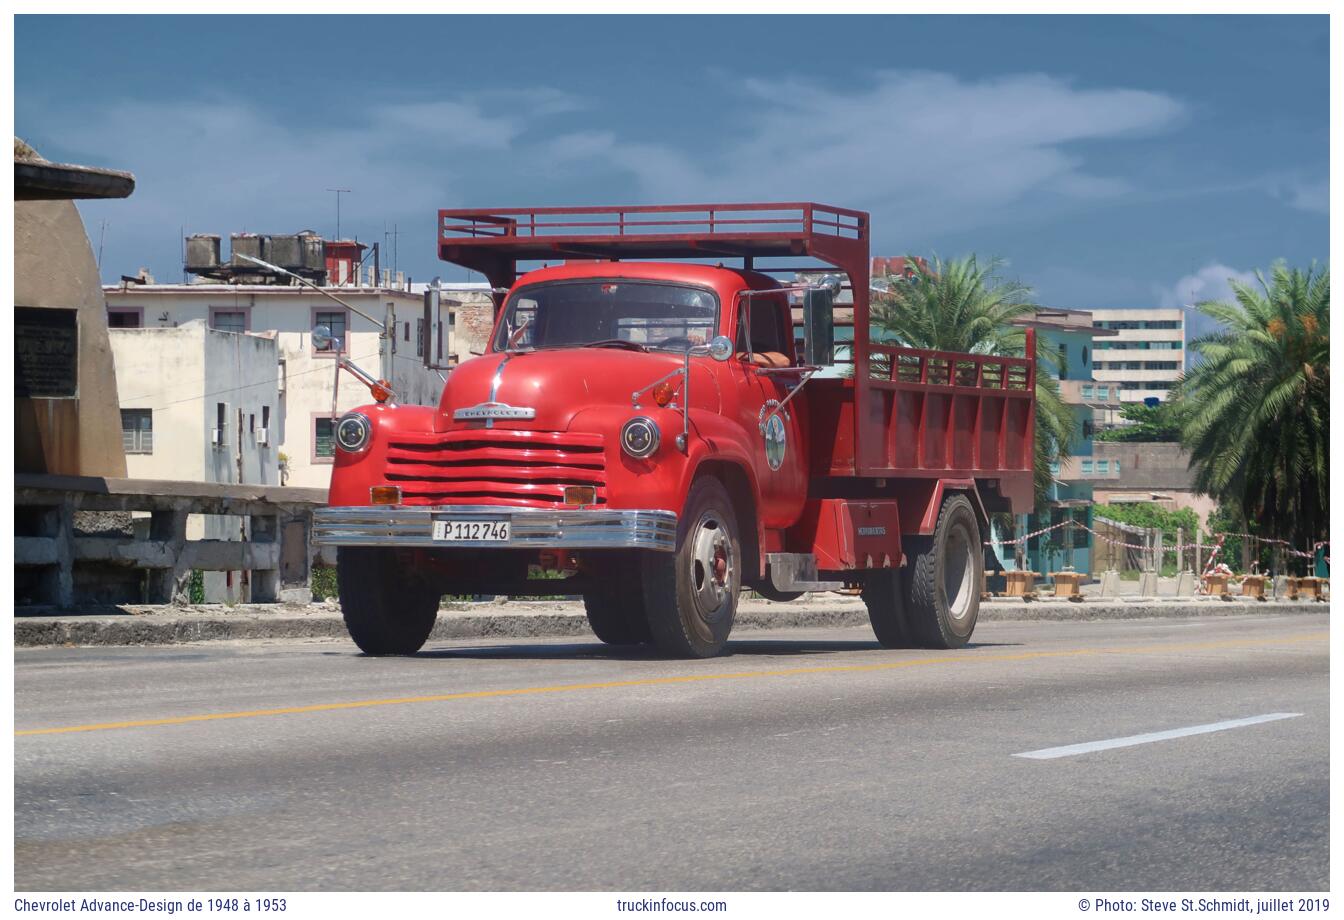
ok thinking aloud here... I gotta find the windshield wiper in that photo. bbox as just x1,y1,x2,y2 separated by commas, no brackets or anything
583,339,648,352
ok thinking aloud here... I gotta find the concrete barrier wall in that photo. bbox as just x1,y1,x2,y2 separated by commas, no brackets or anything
14,474,328,608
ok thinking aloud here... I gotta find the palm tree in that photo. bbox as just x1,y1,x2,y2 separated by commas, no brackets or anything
870,255,1075,509
1175,262,1329,555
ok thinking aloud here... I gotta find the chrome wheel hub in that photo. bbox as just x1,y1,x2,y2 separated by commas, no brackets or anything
690,511,733,617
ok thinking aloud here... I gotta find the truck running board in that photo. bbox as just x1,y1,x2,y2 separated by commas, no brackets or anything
766,553,844,593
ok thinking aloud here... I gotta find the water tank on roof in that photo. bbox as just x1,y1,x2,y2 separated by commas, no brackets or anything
299,232,325,272
230,233,264,267
269,234,303,269
185,234,220,272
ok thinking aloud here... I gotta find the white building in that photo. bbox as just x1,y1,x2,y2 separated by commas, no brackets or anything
1089,308,1186,403
109,319,281,601
104,281,492,489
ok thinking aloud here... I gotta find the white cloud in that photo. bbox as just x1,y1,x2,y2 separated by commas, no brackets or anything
27,70,1185,280
1154,262,1259,341
1156,263,1258,310
549,70,1185,235
29,89,584,280
1274,176,1328,214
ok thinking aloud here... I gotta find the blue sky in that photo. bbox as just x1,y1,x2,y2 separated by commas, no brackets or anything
16,15,1329,328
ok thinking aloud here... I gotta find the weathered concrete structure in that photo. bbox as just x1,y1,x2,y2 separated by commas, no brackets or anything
1091,441,1216,529
14,475,330,608
15,138,134,477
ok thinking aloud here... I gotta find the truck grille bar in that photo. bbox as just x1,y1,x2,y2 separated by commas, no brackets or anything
383,430,607,507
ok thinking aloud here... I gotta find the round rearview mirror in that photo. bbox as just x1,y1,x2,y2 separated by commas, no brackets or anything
706,335,734,362
312,324,334,351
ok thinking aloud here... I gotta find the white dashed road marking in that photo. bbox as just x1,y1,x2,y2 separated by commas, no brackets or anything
1014,712,1303,760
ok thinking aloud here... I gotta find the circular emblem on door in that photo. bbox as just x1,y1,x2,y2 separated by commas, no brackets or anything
759,402,787,471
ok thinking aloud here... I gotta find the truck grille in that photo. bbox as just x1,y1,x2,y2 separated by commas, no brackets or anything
383,430,607,507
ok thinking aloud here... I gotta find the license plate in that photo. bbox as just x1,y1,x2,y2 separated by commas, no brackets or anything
432,519,511,542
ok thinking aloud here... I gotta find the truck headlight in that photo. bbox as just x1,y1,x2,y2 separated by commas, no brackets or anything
620,416,660,459
336,412,372,452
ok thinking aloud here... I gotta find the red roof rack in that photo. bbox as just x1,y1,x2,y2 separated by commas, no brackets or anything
437,202,869,291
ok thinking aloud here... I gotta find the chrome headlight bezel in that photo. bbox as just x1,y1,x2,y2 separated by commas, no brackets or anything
335,412,372,453
620,416,661,459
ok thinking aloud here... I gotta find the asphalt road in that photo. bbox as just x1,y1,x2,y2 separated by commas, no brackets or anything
14,613,1329,891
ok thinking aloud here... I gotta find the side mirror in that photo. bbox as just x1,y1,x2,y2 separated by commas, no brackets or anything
689,335,734,362
312,324,341,353
803,285,835,366
706,335,733,362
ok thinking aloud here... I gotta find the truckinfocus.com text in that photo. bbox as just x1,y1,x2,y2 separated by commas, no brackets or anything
615,898,728,912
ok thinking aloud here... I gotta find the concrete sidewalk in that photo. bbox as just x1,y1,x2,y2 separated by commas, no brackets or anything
13,594,1329,647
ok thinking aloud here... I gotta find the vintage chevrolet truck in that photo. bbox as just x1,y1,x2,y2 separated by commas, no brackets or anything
312,203,1035,657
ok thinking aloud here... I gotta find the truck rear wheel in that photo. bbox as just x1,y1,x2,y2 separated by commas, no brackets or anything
583,566,652,645
641,477,741,658
337,547,441,655
861,568,912,648
905,494,983,649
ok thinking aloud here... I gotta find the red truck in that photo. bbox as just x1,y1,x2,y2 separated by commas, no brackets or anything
313,203,1035,657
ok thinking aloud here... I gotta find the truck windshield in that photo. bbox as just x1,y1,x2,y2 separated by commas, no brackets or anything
493,281,719,354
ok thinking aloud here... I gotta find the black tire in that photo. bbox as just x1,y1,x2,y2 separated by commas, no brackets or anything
337,547,441,655
861,568,912,648
905,494,983,649
583,567,652,645
641,477,741,658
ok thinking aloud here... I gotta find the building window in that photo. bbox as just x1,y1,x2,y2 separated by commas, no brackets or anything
1082,346,1089,366
315,417,335,459
214,402,227,448
121,409,152,454
416,318,424,357
1082,419,1094,439
1097,460,1110,473
313,309,347,353
1082,384,1094,399
1081,460,1093,474
107,308,143,328
1114,461,1121,474
210,309,248,333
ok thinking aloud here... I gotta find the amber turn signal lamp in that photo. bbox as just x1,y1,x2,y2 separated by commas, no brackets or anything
564,485,597,506
370,485,402,505
370,379,394,403
651,380,678,407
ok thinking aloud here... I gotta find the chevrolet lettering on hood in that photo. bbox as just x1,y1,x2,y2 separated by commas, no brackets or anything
452,401,537,421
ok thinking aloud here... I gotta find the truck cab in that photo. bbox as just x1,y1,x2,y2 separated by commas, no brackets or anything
315,203,1036,658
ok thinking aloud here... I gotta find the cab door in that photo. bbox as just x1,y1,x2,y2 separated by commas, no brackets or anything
727,291,807,528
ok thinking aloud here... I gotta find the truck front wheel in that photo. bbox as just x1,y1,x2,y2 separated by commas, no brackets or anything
641,477,741,658
583,561,652,645
904,494,983,649
337,547,441,655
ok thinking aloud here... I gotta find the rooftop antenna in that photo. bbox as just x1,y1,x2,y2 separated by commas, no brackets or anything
384,223,402,277
326,187,352,240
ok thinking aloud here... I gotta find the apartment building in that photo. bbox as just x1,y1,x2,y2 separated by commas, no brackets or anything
1089,308,1186,402
104,279,498,488
1001,309,1119,576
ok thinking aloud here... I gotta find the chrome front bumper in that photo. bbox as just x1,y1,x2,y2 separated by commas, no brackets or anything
312,505,678,551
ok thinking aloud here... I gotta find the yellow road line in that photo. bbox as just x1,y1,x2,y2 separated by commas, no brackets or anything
16,632,1327,738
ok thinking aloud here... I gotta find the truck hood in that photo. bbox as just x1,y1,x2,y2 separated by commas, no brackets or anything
434,347,719,432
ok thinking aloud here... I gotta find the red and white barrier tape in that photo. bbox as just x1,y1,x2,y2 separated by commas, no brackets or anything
987,520,1327,565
